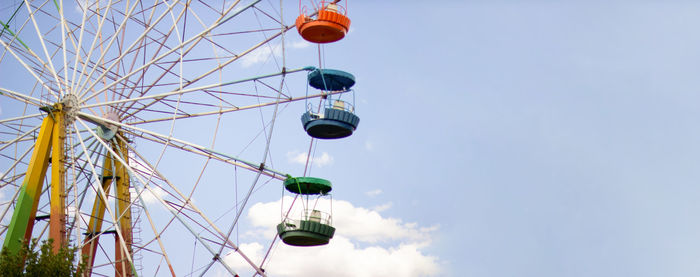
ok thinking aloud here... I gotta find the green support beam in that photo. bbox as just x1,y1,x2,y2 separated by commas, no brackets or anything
3,116,54,254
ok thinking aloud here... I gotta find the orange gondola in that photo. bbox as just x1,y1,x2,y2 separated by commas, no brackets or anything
296,0,351,43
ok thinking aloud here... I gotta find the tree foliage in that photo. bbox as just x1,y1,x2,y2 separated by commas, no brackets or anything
0,239,86,277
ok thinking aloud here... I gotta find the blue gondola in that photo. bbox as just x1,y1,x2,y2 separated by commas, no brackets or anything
301,68,360,139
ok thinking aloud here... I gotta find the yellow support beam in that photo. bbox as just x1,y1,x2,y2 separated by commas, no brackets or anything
49,108,66,252
2,116,54,254
114,138,134,277
81,149,115,276
3,106,136,275
81,137,135,277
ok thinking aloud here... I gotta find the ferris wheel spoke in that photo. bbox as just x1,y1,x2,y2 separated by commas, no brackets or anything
75,0,142,105
88,1,184,106
256,78,291,99
72,0,117,102
0,143,33,185
82,67,307,110
171,5,282,60
78,111,287,179
0,90,43,107
0,175,26,236
0,39,60,103
74,118,241,277
38,33,75,90
135,90,343,125
77,0,189,102
79,0,260,105
0,113,43,128
122,188,177,277
72,56,144,101
91,77,301,125
64,136,103,241
64,140,109,248
114,15,185,105
165,25,291,93
2,15,66,84
68,0,92,92
23,0,66,97
116,134,268,276
115,47,215,118
0,145,34,236
0,123,40,153
130,184,239,276
0,11,30,64
206,67,286,277
73,119,138,272
56,0,70,90
105,62,298,126
127,128,283,180
253,6,284,25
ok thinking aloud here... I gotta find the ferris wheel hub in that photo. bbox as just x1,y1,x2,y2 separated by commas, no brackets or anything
60,93,79,125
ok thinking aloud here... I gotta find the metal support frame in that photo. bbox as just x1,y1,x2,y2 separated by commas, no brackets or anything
81,137,134,277
81,148,115,275
2,106,135,277
50,106,66,251
114,138,133,277
3,106,66,254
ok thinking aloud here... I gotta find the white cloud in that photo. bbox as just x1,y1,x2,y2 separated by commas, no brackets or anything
224,197,441,277
75,0,107,13
313,152,333,167
247,197,433,243
241,44,282,67
286,151,334,167
240,40,311,67
125,154,170,205
126,154,183,203
66,206,91,232
288,40,312,49
372,202,393,212
365,189,382,197
226,237,440,277
131,185,167,205
128,152,155,178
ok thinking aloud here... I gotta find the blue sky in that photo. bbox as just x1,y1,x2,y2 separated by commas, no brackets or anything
335,1,700,276
3,1,700,276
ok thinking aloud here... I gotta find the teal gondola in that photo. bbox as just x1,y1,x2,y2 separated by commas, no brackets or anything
301,68,360,139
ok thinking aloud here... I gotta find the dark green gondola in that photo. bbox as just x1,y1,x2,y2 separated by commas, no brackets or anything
277,213,336,246
278,177,335,246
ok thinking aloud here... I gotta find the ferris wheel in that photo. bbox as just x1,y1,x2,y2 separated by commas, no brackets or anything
0,0,357,276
